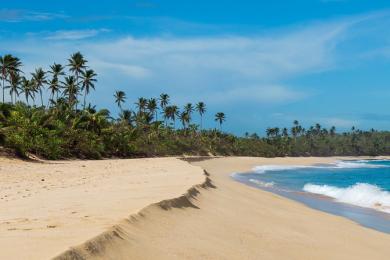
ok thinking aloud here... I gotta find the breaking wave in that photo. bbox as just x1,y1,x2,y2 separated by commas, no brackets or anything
252,160,388,174
303,183,390,213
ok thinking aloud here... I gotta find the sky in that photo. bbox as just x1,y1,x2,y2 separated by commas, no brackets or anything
1,0,390,135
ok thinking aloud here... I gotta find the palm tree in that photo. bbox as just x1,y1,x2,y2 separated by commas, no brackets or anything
49,63,65,79
183,103,193,125
68,52,87,109
31,68,47,107
170,105,178,128
119,109,133,125
136,97,147,113
0,54,22,103
47,63,65,105
195,102,206,130
48,77,60,106
21,77,34,106
147,98,158,121
80,69,97,109
214,112,226,130
62,76,78,108
6,72,22,104
330,126,336,136
159,93,169,110
114,90,126,111
179,111,190,130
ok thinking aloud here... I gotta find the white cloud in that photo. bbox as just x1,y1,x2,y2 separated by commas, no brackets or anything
0,12,377,109
322,117,358,128
0,9,67,22
45,29,109,40
206,85,307,104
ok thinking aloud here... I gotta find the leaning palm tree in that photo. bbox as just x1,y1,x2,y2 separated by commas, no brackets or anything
31,68,47,107
195,101,206,130
80,69,97,109
214,112,226,130
159,93,169,110
68,52,87,108
114,90,126,111
0,54,22,103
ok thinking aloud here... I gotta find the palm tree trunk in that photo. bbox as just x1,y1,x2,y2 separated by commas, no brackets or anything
75,72,79,110
83,89,87,110
40,91,44,107
2,78,5,103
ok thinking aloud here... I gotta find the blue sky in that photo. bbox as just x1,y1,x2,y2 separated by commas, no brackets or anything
1,0,390,135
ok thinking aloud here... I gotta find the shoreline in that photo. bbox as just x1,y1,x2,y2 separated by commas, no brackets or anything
2,156,390,259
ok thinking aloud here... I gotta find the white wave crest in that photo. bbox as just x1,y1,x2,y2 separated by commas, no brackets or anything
252,165,310,174
249,179,274,187
333,161,386,169
252,160,389,174
303,183,390,213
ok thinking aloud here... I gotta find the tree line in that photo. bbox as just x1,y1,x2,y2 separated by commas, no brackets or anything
0,52,389,159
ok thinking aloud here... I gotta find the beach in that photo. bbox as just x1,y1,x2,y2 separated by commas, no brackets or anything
1,156,390,259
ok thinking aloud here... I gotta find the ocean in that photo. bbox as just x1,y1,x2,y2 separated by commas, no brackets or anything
232,160,390,233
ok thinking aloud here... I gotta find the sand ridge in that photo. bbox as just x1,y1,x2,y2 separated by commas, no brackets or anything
0,157,205,260
2,156,390,259
56,156,390,260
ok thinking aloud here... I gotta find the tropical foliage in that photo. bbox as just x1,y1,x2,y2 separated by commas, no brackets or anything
0,53,389,159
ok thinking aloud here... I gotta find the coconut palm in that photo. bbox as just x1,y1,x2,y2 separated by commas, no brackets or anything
183,103,193,125
114,90,126,111
195,102,206,130
179,111,190,130
31,68,47,107
120,109,133,125
136,97,147,113
170,105,179,128
48,77,60,106
49,63,65,78
62,76,78,108
21,77,34,105
0,54,22,103
48,63,65,104
80,69,97,109
159,93,169,109
214,112,226,130
147,98,158,121
68,52,87,108
6,72,22,104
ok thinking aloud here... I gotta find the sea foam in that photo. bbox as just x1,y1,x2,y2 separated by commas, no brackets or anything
252,160,388,174
303,183,390,213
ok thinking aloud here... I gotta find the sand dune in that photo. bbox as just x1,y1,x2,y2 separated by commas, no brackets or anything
0,157,204,260
54,156,390,260
2,156,390,259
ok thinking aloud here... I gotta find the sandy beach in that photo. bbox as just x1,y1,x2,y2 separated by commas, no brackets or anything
0,157,204,259
1,156,390,259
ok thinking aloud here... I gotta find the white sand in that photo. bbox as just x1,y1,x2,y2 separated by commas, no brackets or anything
2,156,390,260
0,157,204,259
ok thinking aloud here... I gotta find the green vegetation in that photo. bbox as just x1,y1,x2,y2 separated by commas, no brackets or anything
0,53,389,159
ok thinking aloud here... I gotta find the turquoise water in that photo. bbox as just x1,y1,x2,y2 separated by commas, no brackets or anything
233,160,390,233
